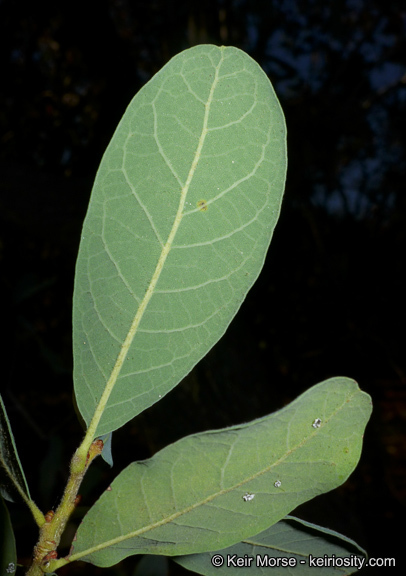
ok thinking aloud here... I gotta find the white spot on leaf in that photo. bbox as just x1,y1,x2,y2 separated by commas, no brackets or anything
242,492,255,501
312,418,322,428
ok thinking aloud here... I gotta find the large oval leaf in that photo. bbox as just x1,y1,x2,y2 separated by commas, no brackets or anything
72,44,287,437
67,378,371,567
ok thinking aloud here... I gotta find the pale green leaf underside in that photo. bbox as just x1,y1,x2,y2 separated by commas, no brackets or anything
71,378,372,566
0,393,31,504
174,515,367,575
72,44,287,437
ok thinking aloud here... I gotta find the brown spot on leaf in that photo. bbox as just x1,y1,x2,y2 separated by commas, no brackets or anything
197,199,208,212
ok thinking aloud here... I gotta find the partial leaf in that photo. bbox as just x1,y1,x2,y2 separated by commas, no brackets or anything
100,432,114,467
0,495,17,576
174,515,367,575
0,393,31,503
69,378,372,566
133,555,169,576
72,44,287,438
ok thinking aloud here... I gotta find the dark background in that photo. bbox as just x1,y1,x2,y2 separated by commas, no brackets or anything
1,0,405,574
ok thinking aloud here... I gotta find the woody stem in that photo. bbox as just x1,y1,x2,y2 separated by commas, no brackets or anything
26,438,104,576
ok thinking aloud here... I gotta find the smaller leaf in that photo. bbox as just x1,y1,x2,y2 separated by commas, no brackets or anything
173,515,367,575
70,378,371,567
0,495,17,576
0,393,31,503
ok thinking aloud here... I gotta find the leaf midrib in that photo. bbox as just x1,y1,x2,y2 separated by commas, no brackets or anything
84,50,225,442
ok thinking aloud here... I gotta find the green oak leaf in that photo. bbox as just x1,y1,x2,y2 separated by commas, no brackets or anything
0,393,31,504
67,378,371,567
72,44,287,438
174,515,367,575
